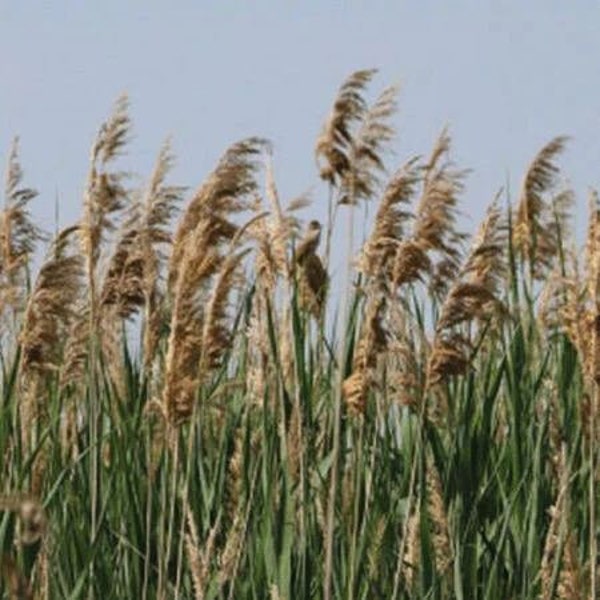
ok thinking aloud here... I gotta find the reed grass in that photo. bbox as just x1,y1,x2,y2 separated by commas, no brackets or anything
0,70,598,599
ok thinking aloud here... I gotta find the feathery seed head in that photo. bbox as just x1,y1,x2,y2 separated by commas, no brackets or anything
316,69,377,185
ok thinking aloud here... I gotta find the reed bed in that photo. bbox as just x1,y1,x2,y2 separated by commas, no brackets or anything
0,70,598,599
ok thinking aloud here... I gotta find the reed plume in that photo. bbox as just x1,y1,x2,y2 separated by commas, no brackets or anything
584,191,600,360
412,128,467,297
342,291,387,416
387,302,427,408
338,85,397,205
427,201,506,391
100,226,144,319
0,138,44,325
513,136,569,280
20,226,83,373
400,454,453,589
358,158,419,280
538,445,581,600
436,202,506,330
163,138,265,425
252,154,307,293
19,227,83,450
103,141,183,313
252,157,289,291
59,301,90,393
315,69,377,185
168,137,265,289
139,143,185,369
184,502,220,600
372,132,466,294
245,312,268,407
199,249,249,375
163,227,219,425
392,239,432,288
425,454,452,577
585,190,600,298
100,140,184,369
554,194,600,392
402,502,421,589
81,93,130,313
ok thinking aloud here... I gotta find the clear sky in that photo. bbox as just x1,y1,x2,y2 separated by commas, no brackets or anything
1,2,600,245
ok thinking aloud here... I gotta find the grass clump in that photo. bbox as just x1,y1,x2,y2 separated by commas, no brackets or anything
0,70,598,599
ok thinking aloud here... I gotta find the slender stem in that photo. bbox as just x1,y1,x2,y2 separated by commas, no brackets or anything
324,184,336,273
142,427,153,600
88,331,99,600
160,432,180,599
391,399,427,600
174,410,201,598
324,198,355,600
591,380,597,599
347,421,364,600
292,328,307,590
226,465,259,600
156,446,169,599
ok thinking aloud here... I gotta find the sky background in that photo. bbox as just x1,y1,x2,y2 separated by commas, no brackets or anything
1,2,600,264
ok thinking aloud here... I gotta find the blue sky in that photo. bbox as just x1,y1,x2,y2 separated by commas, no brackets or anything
1,2,599,244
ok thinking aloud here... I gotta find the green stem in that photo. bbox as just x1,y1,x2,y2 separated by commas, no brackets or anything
324,198,355,600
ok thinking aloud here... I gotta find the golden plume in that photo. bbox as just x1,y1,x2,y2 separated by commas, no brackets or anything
81,93,130,312
342,291,387,416
99,140,184,368
513,136,569,280
19,226,83,449
163,139,264,425
427,201,506,391
199,249,249,375
538,444,582,600
315,69,377,185
59,301,90,394
412,128,468,297
0,138,45,323
359,158,419,280
338,85,398,205
169,137,266,290
251,153,307,292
